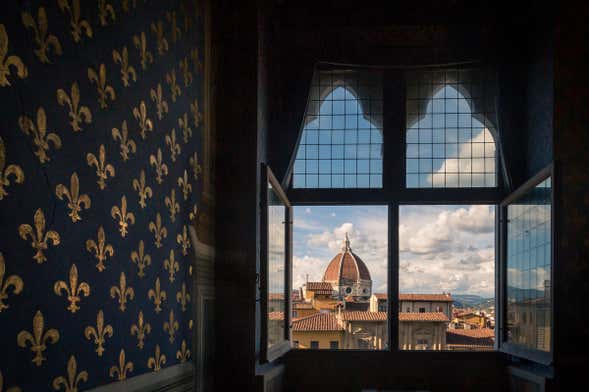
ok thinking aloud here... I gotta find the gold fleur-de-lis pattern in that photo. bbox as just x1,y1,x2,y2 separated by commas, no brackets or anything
0,1,201,389
21,7,62,64
86,226,114,272
56,82,92,132
88,64,116,109
84,310,113,357
18,107,62,163
17,310,60,366
86,144,115,190
53,264,90,313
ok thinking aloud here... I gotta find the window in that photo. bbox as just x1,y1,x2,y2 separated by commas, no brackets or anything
501,166,553,363
261,165,292,362
281,65,537,360
330,341,339,349
310,341,319,349
405,69,498,188
399,205,495,351
293,311,298,318
293,69,383,189
292,205,387,351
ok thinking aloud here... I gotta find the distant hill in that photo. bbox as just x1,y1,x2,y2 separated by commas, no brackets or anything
452,294,494,309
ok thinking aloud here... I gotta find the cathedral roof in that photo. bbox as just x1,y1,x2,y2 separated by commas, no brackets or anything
323,233,371,283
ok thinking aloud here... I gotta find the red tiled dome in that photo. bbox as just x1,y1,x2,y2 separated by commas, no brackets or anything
323,234,371,283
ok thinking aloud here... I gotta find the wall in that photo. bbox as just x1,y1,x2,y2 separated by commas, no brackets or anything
0,1,204,390
292,331,343,350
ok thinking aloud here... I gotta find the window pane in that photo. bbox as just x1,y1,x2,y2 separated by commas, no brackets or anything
267,183,286,349
399,205,496,351
405,70,498,188
292,206,388,350
293,70,383,188
506,177,552,352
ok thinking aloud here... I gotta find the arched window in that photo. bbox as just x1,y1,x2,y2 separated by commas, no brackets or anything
293,70,383,188
405,70,498,188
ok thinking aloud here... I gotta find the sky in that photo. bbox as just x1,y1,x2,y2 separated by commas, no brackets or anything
293,205,495,298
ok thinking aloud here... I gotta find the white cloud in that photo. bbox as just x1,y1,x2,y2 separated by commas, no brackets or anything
305,208,311,214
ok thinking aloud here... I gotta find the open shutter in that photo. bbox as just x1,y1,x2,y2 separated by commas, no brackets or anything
498,164,553,365
261,164,292,362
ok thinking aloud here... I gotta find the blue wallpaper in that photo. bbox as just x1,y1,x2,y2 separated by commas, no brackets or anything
0,0,202,390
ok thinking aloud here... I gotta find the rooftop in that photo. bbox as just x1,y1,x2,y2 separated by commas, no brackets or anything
372,293,454,302
292,312,342,332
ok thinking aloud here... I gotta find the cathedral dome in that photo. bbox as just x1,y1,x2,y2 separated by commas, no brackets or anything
323,234,371,297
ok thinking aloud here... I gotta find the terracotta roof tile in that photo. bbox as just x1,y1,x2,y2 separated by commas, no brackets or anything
340,311,387,321
446,328,495,346
398,312,449,322
373,293,387,300
268,293,285,301
323,251,371,283
292,312,342,332
306,282,333,292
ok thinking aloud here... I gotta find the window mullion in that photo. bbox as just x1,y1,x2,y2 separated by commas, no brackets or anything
388,201,399,351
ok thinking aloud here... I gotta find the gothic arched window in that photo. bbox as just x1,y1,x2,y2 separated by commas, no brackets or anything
293,70,383,189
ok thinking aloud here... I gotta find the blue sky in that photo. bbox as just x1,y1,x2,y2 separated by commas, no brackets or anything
293,205,495,297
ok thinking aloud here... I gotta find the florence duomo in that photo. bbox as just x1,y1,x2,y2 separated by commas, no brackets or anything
0,0,586,391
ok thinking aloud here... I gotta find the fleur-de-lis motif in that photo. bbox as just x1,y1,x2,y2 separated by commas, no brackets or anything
110,271,134,311
109,349,133,381
132,170,152,209
176,340,190,363
87,144,115,190
56,82,92,132
163,309,179,343
164,249,179,282
98,0,116,26
189,205,198,222
166,69,181,102
112,46,136,87
130,309,151,349
57,0,93,43
190,98,202,128
54,264,90,313
178,113,192,144
165,189,180,223
112,120,136,161
178,58,192,87
0,253,23,312
147,344,166,372
189,152,202,181
0,370,21,392
150,21,168,55
85,226,114,272
21,7,62,64
111,195,135,237
165,128,181,162
0,136,24,200
177,170,192,201
190,48,203,75
177,224,191,256
133,32,153,70
150,83,168,120
52,356,87,392
55,172,91,222
148,213,167,248
0,24,28,86
149,148,168,184
176,283,191,312
130,240,151,277
19,107,62,163
17,310,60,366
167,11,182,43
88,64,116,109
84,310,113,356
18,208,60,263
147,277,166,313
133,100,153,140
